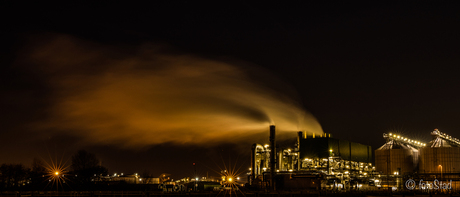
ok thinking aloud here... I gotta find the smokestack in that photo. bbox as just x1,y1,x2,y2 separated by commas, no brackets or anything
297,131,302,170
269,125,276,190
250,143,258,185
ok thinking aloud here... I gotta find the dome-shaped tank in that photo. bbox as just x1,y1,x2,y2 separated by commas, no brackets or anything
375,133,421,175
419,129,460,173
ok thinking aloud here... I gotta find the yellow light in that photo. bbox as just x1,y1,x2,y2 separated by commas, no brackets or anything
228,177,233,182
55,172,59,175
329,149,333,152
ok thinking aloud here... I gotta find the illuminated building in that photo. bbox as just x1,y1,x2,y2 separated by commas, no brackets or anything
250,126,373,190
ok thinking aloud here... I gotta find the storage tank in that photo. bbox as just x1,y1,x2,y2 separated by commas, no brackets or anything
375,133,422,175
419,147,460,173
419,129,460,173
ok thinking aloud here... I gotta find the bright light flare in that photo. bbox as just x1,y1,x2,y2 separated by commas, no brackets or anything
42,152,70,191
213,156,246,197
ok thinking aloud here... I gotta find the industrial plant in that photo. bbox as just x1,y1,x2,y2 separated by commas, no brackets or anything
249,126,460,192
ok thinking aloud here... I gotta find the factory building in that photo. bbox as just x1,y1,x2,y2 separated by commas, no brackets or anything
250,126,460,191
250,126,374,190
298,132,373,174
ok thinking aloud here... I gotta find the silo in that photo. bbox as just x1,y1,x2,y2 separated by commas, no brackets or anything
419,129,460,173
375,133,422,175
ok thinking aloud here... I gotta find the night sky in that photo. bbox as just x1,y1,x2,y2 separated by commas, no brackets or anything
2,2,460,179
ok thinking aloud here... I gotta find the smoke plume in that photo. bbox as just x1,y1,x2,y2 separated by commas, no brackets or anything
24,35,323,148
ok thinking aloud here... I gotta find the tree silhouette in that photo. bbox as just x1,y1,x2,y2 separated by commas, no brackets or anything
0,163,30,189
29,158,47,189
71,150,108,185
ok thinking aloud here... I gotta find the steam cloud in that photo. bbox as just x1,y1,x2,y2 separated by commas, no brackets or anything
26,35,323,148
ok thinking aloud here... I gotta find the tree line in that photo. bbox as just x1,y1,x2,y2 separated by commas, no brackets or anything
0,150,108,191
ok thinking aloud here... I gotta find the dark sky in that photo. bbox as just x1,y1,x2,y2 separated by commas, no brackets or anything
2,1,460,179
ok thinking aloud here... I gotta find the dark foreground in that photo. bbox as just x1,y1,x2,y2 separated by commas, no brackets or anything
2,191,460,197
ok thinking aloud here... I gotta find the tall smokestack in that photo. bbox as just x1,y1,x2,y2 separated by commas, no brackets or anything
269,125,276,190
297,131,302,170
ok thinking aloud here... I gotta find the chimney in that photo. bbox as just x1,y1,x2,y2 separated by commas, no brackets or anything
269,125,276,190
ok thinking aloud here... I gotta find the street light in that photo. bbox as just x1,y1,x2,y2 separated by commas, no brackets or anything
439,165,442,179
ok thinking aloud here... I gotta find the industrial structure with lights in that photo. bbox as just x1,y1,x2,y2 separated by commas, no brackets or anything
250,126,460,191
374,129,460,190
250,125,373,191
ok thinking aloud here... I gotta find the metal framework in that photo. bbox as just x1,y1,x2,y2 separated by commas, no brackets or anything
383,133,426,148
431,129,460,147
